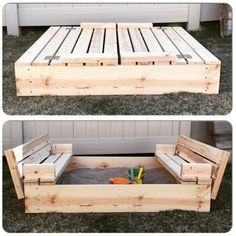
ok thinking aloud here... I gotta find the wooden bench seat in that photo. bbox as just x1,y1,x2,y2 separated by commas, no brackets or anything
5,134,72,199
155,135,230,199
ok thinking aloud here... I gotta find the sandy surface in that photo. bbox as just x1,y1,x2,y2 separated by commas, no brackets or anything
57,167,177,184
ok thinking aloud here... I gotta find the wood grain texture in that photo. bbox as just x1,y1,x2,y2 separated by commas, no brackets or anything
24,184,211,213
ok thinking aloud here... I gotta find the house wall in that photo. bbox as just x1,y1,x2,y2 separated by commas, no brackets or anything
2,3,220,36
3,121,191,155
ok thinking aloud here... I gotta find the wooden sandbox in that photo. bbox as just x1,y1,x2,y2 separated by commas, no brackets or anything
5,133,229,213
15,23,221,96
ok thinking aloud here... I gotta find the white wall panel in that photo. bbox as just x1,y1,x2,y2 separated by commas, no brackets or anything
3,121,191,155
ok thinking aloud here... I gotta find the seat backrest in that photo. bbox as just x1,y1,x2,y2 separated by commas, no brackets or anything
4,133,50,199
176,135,230,199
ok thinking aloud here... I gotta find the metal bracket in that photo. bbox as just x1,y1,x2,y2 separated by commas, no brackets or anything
44,55,60,60
177,54,192,59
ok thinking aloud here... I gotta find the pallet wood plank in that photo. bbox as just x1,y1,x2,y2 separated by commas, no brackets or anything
173,27,221,65
51,27,82,65
176,144,218,178
118,28,135,65
4,150,25,199
24,184,211,213
54,153,72,180
72,28,93,54
33,27,71,66
15,26,60,66
23,164,55,183
52,144,72,153
211,153,229,199
16,64,220,95
151,27,186,64
156,153,182,178
43,153,62,164
22,144,51,164
81,23,116,29
181,163,212,178
178,135,225,164
163,27,204,64
103,28,118,65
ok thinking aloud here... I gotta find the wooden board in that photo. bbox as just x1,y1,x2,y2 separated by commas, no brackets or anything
24,184,211,213
15,24,221,95
15,64,220,95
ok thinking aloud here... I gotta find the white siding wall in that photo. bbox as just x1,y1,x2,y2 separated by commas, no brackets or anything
2,3,220,35
3,121,191,155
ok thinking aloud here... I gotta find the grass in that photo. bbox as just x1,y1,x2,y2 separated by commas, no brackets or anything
2,22,232,115
2,158,232,233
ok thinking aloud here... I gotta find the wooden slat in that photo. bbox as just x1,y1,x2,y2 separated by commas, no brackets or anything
176,144,218,178
33,27,71,66
121,52,176,64
163,27,204,64
54,153,72,180
25,184,211,213
4,150,24,199
118,28,135,65
178,135,225,164
51,27,82,65
23,164,55,183
16,64,220,95
140,28,165,64
103,28,118,65
52,144,72,154
61,53,118,65
151,27,186,64
165,153,188,165
211,153,229,199
15,26,60,66
156,153,182,178
81,23,116,29
173,27,221,65
43,153,62,164
118,23,153,28
23,133,49,159
181,163,212,178
22,144,51,165
71,28,93,54
128,28,147,52
65,156,162,172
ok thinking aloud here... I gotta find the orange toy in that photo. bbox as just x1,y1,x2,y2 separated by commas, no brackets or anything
109,177,129,184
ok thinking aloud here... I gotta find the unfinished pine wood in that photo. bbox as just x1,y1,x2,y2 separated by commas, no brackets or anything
175,144,218,178
51,27,82,66
54,153,72,180
52,144,72,154
4,150,24,199
103,28,118,65
15,26,60,66
24,184,211,213
16,64,220,95
181,163,212,178
163,27,204,64
15,24,221,95
177,135,225,164
65,156,162,173
81,23,116,29
156,144,176,154
173,27,221,65
151,27,186,64
33,27,71,66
